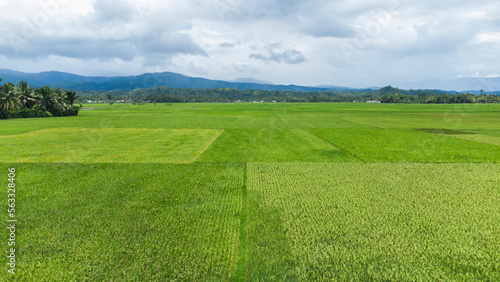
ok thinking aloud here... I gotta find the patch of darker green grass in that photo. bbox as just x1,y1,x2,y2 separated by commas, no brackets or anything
235,163,248,281
245,190,297,281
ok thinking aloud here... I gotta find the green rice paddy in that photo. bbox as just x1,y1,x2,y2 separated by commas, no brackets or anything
1,103,499,280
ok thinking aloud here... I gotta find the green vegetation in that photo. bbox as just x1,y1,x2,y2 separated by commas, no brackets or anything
0,128,223,163
1,103,499,280
4,163,243,280
198,129,358,163
380,91,498,104
309,128,500,162
0,79,80,119
247,163,499,281
76,85,500,104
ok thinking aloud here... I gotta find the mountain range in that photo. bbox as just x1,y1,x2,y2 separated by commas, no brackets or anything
0,69,499,93
397,77,500,94
0,69,360,93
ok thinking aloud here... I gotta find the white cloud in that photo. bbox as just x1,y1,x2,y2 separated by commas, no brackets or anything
474,32,500,44
249,43,306,64
0,0,499,88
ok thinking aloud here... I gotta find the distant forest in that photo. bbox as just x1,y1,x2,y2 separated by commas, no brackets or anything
2,75,499,113
78,85,500,104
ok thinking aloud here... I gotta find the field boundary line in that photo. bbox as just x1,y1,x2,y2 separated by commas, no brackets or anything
190,129,225,163
305,129,367,163
235,163,248,281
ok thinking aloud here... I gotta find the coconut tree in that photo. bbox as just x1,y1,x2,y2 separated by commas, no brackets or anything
53,88,70,113
0,82,21,113
17,81,38,109
37,86,55,112
65,91,79,106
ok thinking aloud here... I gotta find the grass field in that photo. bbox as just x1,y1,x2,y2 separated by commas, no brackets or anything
1,103,499,280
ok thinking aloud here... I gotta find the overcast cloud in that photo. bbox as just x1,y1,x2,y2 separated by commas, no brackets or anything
0,0,499,88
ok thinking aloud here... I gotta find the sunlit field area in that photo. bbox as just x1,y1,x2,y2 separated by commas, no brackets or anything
1,103,499,280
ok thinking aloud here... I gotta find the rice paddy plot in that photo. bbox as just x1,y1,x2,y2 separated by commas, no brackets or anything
0,128,223,163
198,128,359,163
327,104,500,130
309,128,500,163
0,163,244,281
246,162,500,281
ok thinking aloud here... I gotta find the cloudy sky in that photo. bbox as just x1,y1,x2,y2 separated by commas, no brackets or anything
0,0,499,88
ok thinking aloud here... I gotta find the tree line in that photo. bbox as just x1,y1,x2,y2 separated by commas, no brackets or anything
135,87,371,103
380,92,499,104
4,80,499,108
0,78,81,119
120,86,499,104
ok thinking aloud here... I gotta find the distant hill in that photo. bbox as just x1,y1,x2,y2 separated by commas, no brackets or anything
397,77,500,93
0,69,358,92
372,86,448,96
1,69,498,93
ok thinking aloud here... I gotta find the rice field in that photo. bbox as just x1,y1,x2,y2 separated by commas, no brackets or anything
247,163,499,281
0,128,223,163
1,103,499,280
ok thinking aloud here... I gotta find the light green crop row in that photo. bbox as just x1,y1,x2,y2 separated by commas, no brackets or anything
247,163,500,281
0,128,223,163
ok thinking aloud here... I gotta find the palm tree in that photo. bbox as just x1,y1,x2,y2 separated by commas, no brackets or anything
0,83,21,113
53,88,70,113
65,91,79,106
37,86,55,112
17,81,38,109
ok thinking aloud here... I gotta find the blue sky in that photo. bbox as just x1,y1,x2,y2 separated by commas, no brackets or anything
0,0,499,88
